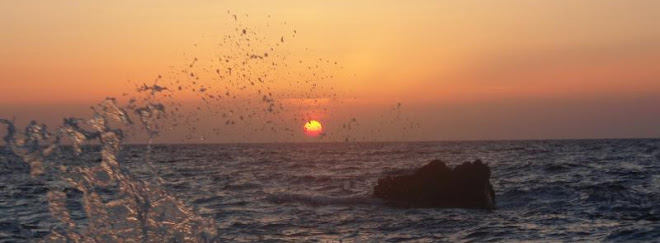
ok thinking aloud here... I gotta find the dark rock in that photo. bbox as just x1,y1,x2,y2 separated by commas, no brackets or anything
373,159,495,209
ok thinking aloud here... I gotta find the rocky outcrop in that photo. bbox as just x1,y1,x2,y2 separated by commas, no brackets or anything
373,159,495,209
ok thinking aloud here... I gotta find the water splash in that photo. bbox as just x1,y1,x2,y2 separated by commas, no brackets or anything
0,13,422,242
1,98,218,242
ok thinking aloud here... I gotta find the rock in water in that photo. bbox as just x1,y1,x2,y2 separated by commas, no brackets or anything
373,159,495,209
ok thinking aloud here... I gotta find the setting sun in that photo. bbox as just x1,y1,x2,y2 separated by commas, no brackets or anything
303,120,323,137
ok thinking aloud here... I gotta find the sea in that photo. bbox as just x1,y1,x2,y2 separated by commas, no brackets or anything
1,139,659,242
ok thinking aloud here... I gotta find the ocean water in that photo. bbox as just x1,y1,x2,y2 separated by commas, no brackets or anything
2,139,660,242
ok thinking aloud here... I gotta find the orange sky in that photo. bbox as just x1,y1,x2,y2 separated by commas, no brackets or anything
1,1,659,142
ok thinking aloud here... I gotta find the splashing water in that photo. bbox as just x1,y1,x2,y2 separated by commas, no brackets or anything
0,13,422,242
1,98,218,242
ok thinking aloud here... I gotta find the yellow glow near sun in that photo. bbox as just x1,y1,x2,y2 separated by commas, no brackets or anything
303,120,323,137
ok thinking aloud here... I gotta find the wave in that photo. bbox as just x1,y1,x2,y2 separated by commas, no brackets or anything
265,193,383,207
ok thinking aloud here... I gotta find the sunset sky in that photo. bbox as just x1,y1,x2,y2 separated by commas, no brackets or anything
1,1,659,142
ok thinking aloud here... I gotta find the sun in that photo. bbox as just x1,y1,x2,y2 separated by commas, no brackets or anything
303,120,323,137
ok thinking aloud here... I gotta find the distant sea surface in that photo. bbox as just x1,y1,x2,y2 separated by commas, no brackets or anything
2,139,660,242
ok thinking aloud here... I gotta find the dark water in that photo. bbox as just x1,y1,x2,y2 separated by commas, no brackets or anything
2,139,660,242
